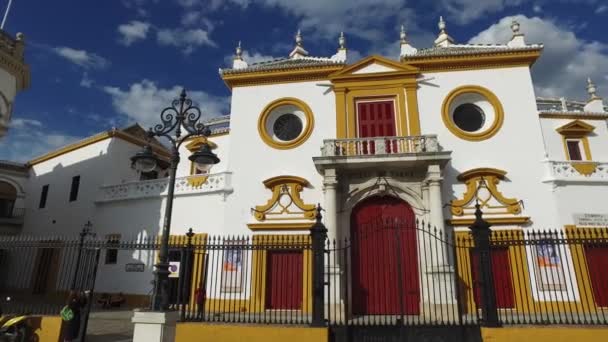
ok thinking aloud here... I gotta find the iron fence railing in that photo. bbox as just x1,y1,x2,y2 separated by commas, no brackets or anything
0,225,606,327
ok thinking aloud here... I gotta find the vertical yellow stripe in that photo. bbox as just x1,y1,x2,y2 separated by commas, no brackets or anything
405,83,421,136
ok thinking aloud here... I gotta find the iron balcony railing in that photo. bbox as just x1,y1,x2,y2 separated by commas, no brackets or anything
0,207,25,219
321,135,440,157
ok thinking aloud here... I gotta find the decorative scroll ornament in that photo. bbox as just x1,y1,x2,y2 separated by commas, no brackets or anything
253,176,316,221
451,168,522,217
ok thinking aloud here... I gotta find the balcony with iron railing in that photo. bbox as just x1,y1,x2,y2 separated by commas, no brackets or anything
544,160,608,183
313,135,451,171
0,207,25,233
96,171,233,203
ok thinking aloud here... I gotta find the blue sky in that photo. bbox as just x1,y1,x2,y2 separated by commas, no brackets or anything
0,0,607,162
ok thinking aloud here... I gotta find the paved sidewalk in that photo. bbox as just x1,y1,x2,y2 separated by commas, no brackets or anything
86,310,133,342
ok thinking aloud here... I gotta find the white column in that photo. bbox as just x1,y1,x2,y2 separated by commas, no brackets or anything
427,164,445,233
323,168,338,242
423,164,456,318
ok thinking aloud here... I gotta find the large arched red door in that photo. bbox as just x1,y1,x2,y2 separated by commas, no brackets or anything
351,196,420,315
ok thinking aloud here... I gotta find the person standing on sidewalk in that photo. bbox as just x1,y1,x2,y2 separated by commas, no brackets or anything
61,291,87,342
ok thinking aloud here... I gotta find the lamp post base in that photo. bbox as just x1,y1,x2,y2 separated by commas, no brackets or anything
132,310,179,342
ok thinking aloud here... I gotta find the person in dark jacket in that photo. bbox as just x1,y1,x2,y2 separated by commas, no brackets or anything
63,291,86,342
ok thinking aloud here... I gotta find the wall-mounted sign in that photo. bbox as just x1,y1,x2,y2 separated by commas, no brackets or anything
169,261,180,278
573,213,608,227
125,263,145,272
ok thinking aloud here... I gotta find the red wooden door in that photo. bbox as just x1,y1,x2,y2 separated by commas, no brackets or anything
265,250,303,310
584,244,608,307
470,247,515,308
357,101,397,154
351,196,420,315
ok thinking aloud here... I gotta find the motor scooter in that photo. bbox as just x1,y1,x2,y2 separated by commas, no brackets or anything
0,297,31,342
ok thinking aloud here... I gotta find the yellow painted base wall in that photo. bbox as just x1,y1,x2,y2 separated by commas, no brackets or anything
482,327,608,342
176,323,328,342
26,316,63,342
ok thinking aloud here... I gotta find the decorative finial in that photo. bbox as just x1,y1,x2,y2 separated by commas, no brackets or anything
587,77,598,99
438,16,446,32
400,25,407,43
295,29,303,47
339,32,346,50
511,20,521,35
180,88,187,101
235,41,242,60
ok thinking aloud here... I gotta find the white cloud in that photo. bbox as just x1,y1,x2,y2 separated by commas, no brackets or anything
437,0,524,24
52,47,109,69
80,72,93,88
0,119,82,162
469,15,608,99
9,118,42,129
103,80,230,128
118,20,151,46
157,28,216,54
533,4,542,12
597,5,608,13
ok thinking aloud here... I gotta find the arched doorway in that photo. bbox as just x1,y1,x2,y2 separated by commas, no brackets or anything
350,195,420,315
0,181,17,218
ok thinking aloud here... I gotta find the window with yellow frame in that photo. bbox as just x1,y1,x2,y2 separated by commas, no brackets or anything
556,120,597,176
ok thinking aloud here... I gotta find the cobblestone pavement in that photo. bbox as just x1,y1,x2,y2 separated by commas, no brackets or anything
85,310,133,342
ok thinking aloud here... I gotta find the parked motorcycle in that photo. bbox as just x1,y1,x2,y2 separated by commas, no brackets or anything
0,297,31,342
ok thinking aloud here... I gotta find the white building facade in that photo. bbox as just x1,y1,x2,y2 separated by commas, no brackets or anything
2,19,608,315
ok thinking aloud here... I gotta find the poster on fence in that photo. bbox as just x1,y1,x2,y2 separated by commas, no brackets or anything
221,242,246,293
534,240,566,291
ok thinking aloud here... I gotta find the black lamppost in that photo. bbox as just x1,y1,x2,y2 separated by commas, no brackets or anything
131,89,220,311
72,220,94,290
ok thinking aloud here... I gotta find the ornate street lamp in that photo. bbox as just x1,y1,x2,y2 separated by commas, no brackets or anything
131,89,219,311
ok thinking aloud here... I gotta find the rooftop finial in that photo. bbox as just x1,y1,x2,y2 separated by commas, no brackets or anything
232,40,248,69
289,29,309,59
438,16,446,32
587,77,598,99
295,29,303,47
234,41,242,60
400,24,417,57
511,20,521,35
339,31,346,50
434,16,454,47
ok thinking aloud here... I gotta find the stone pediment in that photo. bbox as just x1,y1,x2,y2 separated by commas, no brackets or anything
330,55,419,80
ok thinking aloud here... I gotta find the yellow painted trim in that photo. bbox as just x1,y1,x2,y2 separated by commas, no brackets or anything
343,88,410,138
257,97,314,150
254,175,316,222
221,65,344,89
565,225,608,311
28,129,170,166
330,55,419,79
451,168,522,217
556,120,595,135
481,326,608,342
441,85,504,141
248,235,313,313
247,222,314,231
185,136,218,152
447,216,530,226
539,113,608,120
405,84,421,135
402,50,542,72
571,162,598,176
176,323,328,342
330,55,420,139
186,175,208,187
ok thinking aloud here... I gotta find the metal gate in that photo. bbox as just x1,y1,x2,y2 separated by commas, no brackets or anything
325,217,481,342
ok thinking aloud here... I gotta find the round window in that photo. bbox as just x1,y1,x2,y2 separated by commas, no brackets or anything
453,103,485,132
273,113,303,141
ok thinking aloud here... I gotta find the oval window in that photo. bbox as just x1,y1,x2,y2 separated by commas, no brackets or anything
273,113,303,141
453,103,485,132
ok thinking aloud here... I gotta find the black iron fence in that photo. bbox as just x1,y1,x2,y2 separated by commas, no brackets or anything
0,221,606,328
